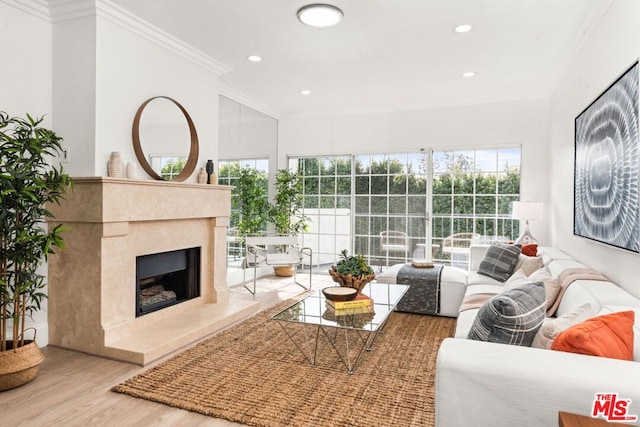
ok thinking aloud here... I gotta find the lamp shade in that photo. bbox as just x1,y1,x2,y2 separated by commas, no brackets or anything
512,201,543,221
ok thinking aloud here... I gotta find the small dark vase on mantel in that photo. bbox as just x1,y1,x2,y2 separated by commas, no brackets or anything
206,160,214,184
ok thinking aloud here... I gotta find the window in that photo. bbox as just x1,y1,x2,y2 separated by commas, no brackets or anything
290,148,520,270
432,148,521,267
291,156,352,266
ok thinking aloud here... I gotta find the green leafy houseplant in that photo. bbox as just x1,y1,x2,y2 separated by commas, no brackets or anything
234,167,269,236
329,249,375,292
0,112,71,390
268,168,310,236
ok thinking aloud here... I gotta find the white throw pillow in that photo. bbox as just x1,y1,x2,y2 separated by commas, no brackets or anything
531,303,594,349
505,267,561,315
513,255,544,276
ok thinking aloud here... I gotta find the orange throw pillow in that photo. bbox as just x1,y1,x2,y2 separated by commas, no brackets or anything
521,244,538,257
551,311,634,361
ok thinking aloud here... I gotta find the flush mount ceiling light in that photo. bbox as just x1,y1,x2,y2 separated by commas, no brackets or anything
462,71,476,78
454,24,473,33
300,89,312,95
247,55,262,62
297,4,343,27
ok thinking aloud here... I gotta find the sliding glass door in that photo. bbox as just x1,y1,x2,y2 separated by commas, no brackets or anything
291,147,520,270
431,148,521,268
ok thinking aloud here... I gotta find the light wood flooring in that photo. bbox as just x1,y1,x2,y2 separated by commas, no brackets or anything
1,273,335,427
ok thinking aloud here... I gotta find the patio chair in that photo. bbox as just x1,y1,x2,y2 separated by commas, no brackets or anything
441,232,480,268
380,231,410,268
243,235,312,295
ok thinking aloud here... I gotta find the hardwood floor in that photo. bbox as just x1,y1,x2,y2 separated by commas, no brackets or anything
0,273,334,427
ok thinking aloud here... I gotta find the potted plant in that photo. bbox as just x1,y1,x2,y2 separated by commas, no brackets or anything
268,168,310,276
0,112,72,391
234,167,269,237
329,249,375,293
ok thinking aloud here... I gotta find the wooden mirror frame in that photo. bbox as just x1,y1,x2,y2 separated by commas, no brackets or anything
132,96,199,182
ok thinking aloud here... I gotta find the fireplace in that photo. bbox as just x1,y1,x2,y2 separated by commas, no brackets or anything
46,178,259,365
136,247,201,316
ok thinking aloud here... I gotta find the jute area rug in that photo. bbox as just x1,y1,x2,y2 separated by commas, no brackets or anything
112,302,456,427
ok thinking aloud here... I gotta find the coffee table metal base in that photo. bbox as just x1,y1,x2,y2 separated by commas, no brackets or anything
275,321,384,374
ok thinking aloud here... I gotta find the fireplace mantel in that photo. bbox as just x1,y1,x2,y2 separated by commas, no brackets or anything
47,177,258,364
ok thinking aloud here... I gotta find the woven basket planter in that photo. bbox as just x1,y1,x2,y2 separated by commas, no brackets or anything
274,265,295,277
0,340,45,392
328,266,375,293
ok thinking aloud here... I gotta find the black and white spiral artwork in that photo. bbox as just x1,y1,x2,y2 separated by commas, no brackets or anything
574,62,639,252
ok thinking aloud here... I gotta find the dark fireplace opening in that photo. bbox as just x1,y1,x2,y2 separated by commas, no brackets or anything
136,247,201,317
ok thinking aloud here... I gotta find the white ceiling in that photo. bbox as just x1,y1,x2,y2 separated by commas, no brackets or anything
109,0,612,118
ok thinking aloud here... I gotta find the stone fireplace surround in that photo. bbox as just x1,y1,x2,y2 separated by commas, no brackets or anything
47,177,259,365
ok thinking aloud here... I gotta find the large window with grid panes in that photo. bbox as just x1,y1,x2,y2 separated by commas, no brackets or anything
290,147,520,270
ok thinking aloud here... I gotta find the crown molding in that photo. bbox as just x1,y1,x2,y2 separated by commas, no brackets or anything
47,0,232,76
219,84,280,119
1,0,49,21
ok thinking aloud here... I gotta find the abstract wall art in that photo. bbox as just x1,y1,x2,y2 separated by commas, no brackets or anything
574,61,639,252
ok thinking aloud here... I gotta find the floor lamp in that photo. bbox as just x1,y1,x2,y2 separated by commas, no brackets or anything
512,201,543,245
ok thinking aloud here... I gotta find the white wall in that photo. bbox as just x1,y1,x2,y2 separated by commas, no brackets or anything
52,2,222,181
2,2,52,119
279,98,552,244
1,1,52,347
549,0,640,298
94,16,219,181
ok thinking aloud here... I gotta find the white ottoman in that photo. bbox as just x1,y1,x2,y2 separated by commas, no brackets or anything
376,263,468,317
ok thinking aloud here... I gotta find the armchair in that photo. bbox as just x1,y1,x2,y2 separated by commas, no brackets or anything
243,235,312,295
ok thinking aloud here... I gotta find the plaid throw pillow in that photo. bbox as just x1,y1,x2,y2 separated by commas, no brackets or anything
477,243,521,282
467,282,546,346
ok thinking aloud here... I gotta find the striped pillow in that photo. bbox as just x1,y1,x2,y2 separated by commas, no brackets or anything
467,282,546,346
477,243,521,282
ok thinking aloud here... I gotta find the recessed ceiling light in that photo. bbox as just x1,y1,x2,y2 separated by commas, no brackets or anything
247,55,262,62
454,24,473,33
462,71,476,78
297,4,343,28
300,89,311,95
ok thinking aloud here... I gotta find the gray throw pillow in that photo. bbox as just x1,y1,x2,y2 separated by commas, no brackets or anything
477,243,521,282
467,282,546,346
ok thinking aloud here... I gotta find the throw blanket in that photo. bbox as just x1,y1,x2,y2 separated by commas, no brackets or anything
459,292,498,312
547,268,609,316
395,264,443,315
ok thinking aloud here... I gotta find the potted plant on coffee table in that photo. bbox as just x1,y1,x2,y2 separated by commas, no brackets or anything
0,112,72,391
268,168,310,276
329,249,375,293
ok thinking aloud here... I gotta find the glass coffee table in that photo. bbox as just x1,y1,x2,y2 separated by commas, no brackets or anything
272,282,409,374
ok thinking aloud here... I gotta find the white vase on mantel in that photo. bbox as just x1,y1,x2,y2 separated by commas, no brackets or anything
107,152,124,178
126,162,137,179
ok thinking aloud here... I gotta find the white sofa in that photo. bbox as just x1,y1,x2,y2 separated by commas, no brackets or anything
436,245,640,427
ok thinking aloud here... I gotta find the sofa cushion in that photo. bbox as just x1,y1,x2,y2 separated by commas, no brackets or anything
467,282,546,346
551,311,635,361
531,303,594,349
513,255,544,276
477,244,521,282
467,271,504,286
505,267,561,315
537,246,574,266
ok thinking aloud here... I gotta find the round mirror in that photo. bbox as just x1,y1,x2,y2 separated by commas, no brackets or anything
132,96,199,181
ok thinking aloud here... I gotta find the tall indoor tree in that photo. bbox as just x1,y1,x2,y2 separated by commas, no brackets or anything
0,111,72,390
